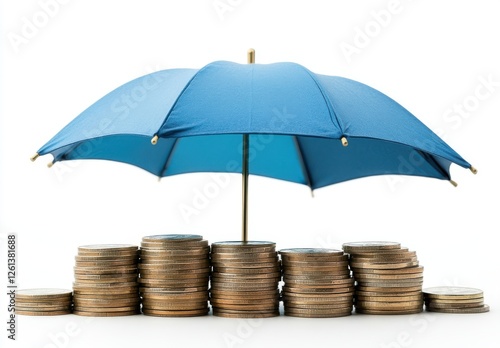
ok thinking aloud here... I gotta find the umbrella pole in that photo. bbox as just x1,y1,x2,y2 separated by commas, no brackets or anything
242,133,249,242
242,49,255,242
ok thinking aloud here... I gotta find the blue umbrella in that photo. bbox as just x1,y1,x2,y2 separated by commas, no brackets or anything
32,50,476,241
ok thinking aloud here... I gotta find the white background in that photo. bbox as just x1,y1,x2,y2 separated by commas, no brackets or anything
1,0,499,347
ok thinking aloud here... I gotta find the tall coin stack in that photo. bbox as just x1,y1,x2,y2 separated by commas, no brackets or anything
210,241,281,318
280,248,354,318
139,234,210,317
73,244,140,316
342,241,424,315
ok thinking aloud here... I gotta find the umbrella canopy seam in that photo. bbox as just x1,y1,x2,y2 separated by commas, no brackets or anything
301,68,345,137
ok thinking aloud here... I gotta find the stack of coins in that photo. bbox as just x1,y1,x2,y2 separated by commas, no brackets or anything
210,241,281,318
423,286,490,313
280,248,354,318
15,289,72,316
139,234,210,317
73,244,140,316
343,241,424,315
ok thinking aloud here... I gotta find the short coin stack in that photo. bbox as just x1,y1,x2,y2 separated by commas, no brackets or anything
73,244,140,316
210,241,281,318
139,234,210,317
15,289,72,316
423,286,489,313
343,241,424,315
280,248,354,318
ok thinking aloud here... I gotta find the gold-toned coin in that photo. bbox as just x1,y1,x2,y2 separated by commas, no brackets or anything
211,251,277,260
357,285,422,293
354,272,423,280
142,308,209,317
426,297,484,304
74,266,138,275
354,266,424,275
211,241,275,248
356,294,423,302
284,286,355,294
15,305,72,311
355,308,423,315
139,286,207,293
350,261,419,269
284,307,352,316
213,309,279,318
73,310,139,317
213,266,281,274
16,310,71,316
355,300,423,309
74,298,139,307
426,304,490,314
426,302,484,309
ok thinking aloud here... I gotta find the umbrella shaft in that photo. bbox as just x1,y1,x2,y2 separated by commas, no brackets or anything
242,134,249,242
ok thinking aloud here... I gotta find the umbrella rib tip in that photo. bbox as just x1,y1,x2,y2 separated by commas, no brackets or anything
151,135,159,145
449,179,458,187
470,166,478,174
30,153,40,162
341,136,348,147
47,161,54,168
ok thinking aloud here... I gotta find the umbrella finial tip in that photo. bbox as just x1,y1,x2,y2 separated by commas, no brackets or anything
449,179,458,187
30,153,39,162
470,166,478,174
247,49,255,64
341,136,348,147
151,135,159,145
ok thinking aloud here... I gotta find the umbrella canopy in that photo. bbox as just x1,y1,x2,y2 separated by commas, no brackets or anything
32,52,476,240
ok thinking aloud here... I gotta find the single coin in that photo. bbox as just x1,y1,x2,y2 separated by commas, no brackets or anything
15,289,72,299
356,295,423,302
426,297,484,304
284,310,352,318
342,242,401,253
354,273,423,280
212,309,279,318
73,310,139,317
139,286,207,293
353,266,424,275
426,302,484,310
357,285,422,293
422,286,483,299
78,244,138,252
425,304,489,314
355,300,423,309
142,234,203,242
15,305,72,311
74,298,139,307
15,310,72,316
355,308,423,315
212,241,275,248
350,261,419,269
142,308,209,317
